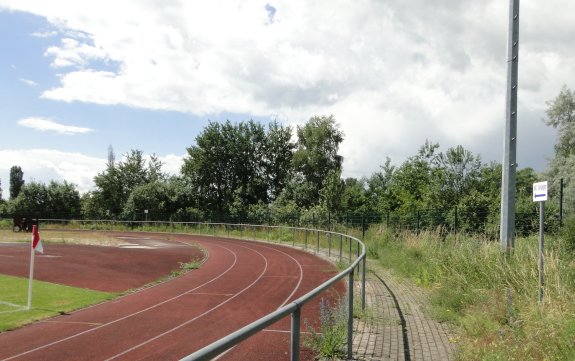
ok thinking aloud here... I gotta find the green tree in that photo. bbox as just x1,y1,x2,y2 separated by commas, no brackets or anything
46,181,82,218
182,120,294,217
544,85,575,217
9,166,24,200
367,158,399,213
340,177,370,214
122,181,170,221
90,150,166,218
433,145,483,209
9,180,81,218
182,121,267,215
9,181,47,216
515,167,543,235
545,85,575,157
264,121,295,201
292,115,344,207
391,154,435,212
320,169,344,214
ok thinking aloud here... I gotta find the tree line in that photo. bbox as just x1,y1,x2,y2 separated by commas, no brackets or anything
1,86,574,235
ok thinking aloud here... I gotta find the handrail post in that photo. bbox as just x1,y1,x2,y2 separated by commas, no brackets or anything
356,242,360,274
349,237,352,264
347,271,354,360
291,306,301,361
361,256,366,311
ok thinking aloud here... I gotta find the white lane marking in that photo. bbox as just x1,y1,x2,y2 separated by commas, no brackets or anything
0,301,23,308
3,242,235,361
0,302,26,314
41,321,103,327
262,329,316,335
267,246,304,308
210,240,305,361
104,245,270,360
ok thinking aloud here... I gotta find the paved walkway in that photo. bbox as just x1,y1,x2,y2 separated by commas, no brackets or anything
350,264,455,361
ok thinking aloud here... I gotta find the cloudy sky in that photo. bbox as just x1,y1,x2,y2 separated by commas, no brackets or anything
1,0,573,198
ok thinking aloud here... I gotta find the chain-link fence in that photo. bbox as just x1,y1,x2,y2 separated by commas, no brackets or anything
1,202,566,239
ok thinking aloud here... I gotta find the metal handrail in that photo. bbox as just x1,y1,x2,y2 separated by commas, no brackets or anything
28,219,366,361
179,225,366,361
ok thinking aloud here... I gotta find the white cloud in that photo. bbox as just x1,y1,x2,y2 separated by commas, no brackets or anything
0,149,106,195
158,154,185,176
18,117,94,135
1,0,573,175
0,150,185,199
19,78,38,86
31,30,58,38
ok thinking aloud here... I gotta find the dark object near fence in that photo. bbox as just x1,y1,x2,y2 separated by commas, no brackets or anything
12,216,37,232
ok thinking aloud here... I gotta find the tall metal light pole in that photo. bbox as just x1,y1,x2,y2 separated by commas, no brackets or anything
500,0,520,253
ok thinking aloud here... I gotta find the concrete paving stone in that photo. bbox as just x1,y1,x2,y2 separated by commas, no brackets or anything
348,263,455,361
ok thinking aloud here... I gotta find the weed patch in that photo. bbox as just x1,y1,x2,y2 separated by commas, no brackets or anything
304,298,348,359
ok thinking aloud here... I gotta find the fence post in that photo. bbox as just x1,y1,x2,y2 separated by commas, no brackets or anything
328,233,331,257
305,229,308,249
339,235,343,262
316,230,320,253
560,178,564,227
361,214,365,240
347,271,354,360
454,206,458,234
291,306,301,361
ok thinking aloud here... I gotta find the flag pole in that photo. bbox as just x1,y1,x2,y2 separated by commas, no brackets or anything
27,224,42,310
27,240,35,310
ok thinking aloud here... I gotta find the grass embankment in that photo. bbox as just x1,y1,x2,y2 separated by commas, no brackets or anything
0,274,116,332
364,226,575,360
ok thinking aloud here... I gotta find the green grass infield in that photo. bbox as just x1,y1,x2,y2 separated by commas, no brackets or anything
0,274,116,332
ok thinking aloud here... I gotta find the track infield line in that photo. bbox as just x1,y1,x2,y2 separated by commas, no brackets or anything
103,239,307,360
202,240,306,361
2,242,238,361
103,243,270,360
1,233,339,361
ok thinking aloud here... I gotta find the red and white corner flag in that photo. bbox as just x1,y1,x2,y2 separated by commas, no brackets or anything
32,225,43,254
27,224,43,309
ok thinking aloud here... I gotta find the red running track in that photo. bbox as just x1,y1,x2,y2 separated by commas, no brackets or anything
0,232,345,361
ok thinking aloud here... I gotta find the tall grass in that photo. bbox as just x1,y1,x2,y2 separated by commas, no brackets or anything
363,225,575,360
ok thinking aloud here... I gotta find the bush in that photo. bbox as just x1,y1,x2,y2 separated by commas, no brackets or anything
560,215,575,252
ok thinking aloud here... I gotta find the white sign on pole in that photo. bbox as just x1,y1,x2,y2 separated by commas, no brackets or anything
533,181,548,202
